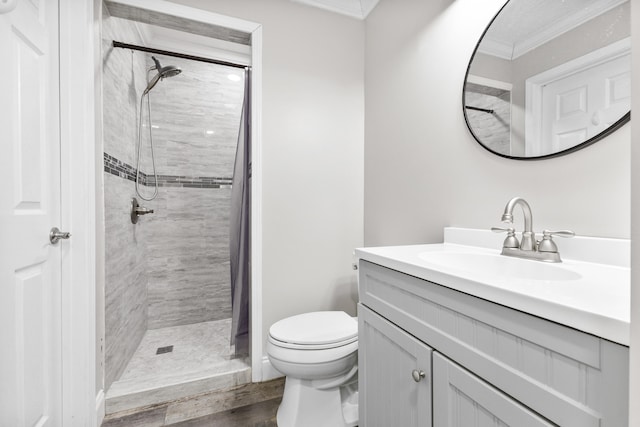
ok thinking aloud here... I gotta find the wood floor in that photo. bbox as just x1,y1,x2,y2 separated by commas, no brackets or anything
101,378,283,427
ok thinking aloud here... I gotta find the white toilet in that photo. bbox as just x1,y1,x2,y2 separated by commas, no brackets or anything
266,311,359,427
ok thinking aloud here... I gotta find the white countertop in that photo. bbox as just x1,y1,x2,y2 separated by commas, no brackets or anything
355,228,630,346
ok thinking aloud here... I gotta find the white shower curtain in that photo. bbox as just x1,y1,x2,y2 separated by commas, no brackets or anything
230,68,251,356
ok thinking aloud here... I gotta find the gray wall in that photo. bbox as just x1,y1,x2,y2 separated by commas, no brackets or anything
102,9,149,390
364,0,630,246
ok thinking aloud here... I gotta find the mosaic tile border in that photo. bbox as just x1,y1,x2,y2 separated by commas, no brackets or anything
104,152,232,189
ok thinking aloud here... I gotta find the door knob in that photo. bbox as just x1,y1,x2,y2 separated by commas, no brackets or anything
50,227,71,244
412,369,426,382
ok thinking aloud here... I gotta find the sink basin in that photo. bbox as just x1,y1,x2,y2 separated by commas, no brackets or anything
417,251,582,281
355,228,630,345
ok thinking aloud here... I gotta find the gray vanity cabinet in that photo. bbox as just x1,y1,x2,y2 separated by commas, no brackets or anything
433,353,554,426
358,260,629,427
359,304,432,427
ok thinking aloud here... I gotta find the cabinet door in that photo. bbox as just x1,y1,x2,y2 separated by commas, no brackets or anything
359,304,432,427
433,353,556,427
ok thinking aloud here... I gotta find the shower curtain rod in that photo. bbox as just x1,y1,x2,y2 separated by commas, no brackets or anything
112,41,249,70
465,105,495,114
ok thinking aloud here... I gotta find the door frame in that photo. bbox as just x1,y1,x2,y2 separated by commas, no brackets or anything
524,37,631,156
89,0,264,422
59,0,98,424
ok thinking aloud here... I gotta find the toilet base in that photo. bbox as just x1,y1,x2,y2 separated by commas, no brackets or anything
276,377,358,427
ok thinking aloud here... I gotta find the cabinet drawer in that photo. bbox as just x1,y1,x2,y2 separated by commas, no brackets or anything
359,260,628,427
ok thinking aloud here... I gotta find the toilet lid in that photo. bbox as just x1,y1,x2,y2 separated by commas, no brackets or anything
269,311,357,346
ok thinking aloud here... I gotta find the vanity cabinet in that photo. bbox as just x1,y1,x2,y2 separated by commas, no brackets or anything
359,304,432,427
358,260,629,427
432,352,554,426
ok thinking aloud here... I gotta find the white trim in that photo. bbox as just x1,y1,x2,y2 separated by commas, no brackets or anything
94,0,106,423
289,0,380,20
95,390,105,426
525,37,631,156
59,0,98,424
466,74,512,92
261,356,285,382
250,26,264,382
134,22,252,67
98,0,265,385
512,0,626,59
479,0,627,60
106,0,260,33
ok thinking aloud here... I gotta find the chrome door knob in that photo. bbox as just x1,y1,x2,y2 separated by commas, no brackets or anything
50,227,71,244
412,369,426,382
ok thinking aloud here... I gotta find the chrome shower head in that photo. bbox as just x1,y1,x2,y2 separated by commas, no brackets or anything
143,56,182,95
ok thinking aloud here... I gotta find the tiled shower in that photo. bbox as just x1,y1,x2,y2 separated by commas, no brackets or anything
102,6,248,414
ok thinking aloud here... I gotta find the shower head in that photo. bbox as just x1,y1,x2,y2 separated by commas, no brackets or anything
143,56,182,95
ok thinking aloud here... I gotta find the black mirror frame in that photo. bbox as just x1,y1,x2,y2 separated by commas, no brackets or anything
462,0,631,161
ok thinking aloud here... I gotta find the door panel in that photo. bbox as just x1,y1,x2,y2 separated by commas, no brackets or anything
433,353,556,427
359,304,432,427
542,53,630,153
0,0,61,426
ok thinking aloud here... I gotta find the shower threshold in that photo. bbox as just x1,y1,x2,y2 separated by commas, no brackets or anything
105,318,250,416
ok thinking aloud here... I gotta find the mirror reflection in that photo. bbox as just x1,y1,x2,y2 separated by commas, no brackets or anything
464,0,630,159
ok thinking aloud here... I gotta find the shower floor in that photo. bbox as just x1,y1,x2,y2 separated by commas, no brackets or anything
105,318,251,415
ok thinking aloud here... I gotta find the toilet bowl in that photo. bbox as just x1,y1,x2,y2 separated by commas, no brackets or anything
266,311,358,427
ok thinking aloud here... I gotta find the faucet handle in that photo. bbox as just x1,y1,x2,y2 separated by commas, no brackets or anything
491,227,519,249
538,229,575,253
542,230,575,238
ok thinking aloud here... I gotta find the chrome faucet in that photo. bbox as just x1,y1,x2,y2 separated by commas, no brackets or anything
501,197,535,251
492,197,574,263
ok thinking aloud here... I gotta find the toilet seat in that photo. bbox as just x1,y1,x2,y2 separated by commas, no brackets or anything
269,311,357,347
268,334,357,351
267,338,358,365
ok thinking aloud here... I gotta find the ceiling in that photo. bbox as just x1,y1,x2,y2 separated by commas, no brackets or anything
480,0,627,59
290,0,380,19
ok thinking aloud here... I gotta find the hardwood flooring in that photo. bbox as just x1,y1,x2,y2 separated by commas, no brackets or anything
101,378,283,427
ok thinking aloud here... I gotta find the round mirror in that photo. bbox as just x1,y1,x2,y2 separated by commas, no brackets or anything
463,0,630,160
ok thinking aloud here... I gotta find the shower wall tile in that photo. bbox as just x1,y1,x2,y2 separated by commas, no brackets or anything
103,6,243,376
104,174,148,390
145,187,233,329
102,6,149,390
138,54,242,329
102,10,148,167
465,84,511,154
104,152,233,188
144,54,244,178
105,1,252,46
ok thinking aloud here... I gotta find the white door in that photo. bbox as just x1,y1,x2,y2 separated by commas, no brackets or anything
541,53,630,154
0,1,63,426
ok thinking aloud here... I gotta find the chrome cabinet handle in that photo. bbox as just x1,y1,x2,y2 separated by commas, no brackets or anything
50,227,71,244
412,369,426,382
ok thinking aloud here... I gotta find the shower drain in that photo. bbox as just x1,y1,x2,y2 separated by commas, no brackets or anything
156,345,174,355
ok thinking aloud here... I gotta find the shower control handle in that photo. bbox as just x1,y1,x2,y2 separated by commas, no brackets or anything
136,207,154,215
131,198,154,224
